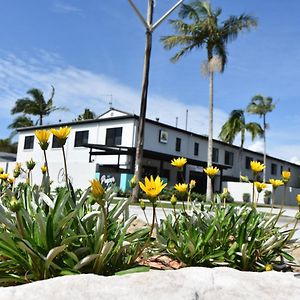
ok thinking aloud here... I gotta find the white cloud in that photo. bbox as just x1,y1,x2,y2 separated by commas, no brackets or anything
248,140,264,153
1,50,299,165
0,50,228,139
52,2,83,15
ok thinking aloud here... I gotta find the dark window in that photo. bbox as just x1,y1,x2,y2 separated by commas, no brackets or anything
106,127,122,146
245,156,253,169
280,166,283,174
175,138,181,152
52,136,62,148
161,169,170,180
74,130,89,147
24,136,34,150
225,151,234,166
194,142,199,156
271,163,277,175
212,148,219,163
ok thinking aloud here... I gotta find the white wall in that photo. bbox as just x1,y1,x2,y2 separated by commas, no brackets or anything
224,181,300,207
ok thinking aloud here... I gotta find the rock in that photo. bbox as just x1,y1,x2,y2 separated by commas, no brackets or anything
0,267,299,300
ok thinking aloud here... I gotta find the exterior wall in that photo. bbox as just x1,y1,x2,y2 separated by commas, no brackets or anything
16,117,136,188
14,109,300,199
224,181,300,207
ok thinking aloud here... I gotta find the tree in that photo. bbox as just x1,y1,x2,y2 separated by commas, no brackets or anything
247,95,276,181
219,109,263,178
161,0,257,200
74,108,96,121
8,115,35,138
11,86,65,125
0,138,17,153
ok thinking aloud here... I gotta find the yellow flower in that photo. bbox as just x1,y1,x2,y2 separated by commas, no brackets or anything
51,126,71,146
189,179,196,189
15,162,21,170
281,170,291,184
8,177,15,184
0,167,3,174
170,194,177,206
0,173,9,180
296,194,300,205
254,181,267,193
41,165,48,174
90,179,105,199
265,264,273,272
204,166,219,178
139,175,167,200
250,161,265,173
269,179,284,189
174,183,188,193
171,157,187,169
35,129,51,150
129,175,137,189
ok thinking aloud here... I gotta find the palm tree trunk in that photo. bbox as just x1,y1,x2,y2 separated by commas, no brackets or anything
239,131,244,180
132,0,154,202
39,114,43,125
263,114,266,182
206,70,214,202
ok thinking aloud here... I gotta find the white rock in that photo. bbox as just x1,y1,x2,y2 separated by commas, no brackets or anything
0,267,299,300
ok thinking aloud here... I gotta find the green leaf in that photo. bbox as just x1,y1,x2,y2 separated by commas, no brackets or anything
45,245,68,270
115,266,150,276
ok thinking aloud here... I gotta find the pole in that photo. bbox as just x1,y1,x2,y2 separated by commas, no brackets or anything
128,0,184,202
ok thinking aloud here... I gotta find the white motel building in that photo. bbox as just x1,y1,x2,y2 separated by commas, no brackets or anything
9,108,300,205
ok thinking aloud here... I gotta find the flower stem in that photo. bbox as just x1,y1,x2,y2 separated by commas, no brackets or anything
16,212,25,239
62,146,69,189
43,149,50,178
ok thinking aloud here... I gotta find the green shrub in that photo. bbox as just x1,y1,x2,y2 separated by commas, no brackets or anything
157,204,295,271
0,184,149,285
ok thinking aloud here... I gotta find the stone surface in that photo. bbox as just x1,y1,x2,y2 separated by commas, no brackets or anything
0,267,300,300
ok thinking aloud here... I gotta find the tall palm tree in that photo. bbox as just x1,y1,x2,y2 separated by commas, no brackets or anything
247,95,276,181
8,115,35,138
11,86,65,125
219,109,263,178
161,1,257,200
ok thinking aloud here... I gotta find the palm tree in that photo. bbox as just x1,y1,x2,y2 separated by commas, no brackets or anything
8,115,35,138
75,108,96,121
11,86,65,125
247,95,276,181
161,1,257,200
219,109,263,178
0,138,17,153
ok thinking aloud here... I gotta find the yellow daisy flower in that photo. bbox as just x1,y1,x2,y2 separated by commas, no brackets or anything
174,183,188,193
171,157,187,169
204,166,219,178
139,175,167,200
51,126,71,146
250,161,265,173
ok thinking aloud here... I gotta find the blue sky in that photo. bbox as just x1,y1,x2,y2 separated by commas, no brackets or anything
0,0,300,163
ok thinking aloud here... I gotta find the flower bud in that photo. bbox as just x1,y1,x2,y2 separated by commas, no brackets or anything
10,197,21,212
170,194,177,206
129,175,137,189
140,200,146,210
26,158,36,171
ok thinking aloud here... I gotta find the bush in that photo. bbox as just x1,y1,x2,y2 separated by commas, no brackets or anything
0,183,149,285
157,204,295,271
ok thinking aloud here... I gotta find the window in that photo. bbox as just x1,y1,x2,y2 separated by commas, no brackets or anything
194,142,199,156
225,151,234,166
245,156,253,169
52,136,62,148
271,163,277,175
74,130,89,147
175,138,181,152
106,127,122,146
212,148,219,163
24,135,34,150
